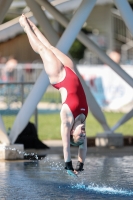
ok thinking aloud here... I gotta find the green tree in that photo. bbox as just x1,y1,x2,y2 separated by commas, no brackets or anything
69,39,86,60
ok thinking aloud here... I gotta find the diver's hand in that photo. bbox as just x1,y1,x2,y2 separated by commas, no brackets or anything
67,170,78,177
75,161,84,172
74,169,83,176
74,169,79,175
65,161,78,177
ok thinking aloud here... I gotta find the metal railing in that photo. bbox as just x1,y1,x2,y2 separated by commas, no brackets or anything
0,63,43,83
0,81,37,130
0,64,62,133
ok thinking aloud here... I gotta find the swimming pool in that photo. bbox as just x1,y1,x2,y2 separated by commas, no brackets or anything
0,155,133,200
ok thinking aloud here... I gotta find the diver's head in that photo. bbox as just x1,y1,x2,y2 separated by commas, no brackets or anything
70,124,86,147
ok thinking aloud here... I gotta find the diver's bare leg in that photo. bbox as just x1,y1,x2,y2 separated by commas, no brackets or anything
19,14,43,54
27,18,73,68
19,14,63,81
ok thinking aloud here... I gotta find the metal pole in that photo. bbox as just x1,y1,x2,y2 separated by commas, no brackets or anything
0,115,10,144
25,0,58,45
35,0,133,138
10,0,105,144
34,107,38,131
25,0,59,135
114,0,133,36
111,108,133,132
39,0,133,87
36,0,110,130
56,0,97,53
41,0,133,133
9,71,49,144
21,83,24,105
0,0,13,24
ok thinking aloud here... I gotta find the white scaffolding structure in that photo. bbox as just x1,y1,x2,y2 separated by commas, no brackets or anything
0,0,133,146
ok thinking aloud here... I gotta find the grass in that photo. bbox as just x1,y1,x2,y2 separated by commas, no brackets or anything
2,112,133,141
41,90,61,103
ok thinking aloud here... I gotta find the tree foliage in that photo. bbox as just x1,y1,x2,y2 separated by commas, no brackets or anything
69,39,86,60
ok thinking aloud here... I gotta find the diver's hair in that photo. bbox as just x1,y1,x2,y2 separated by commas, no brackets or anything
70,135,84,147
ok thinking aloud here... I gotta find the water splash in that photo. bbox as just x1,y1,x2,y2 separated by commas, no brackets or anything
70,183,133,196
3,146,39,160
2,146,64,170
43,157,64,171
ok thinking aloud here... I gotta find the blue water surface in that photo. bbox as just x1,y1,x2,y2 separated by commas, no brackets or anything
0,156,133,200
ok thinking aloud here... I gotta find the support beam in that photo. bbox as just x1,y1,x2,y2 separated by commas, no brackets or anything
9,1,61,144
25,0,58,45
111,108,133,132
56,0,97,53
0,0,13,24
75,67,110,130
38,0,133,88
114,0,133,36
0,115,10,145
55,0,110,131
9,0,109,145
38,0,109,131
36,0,110,131
9,72,50,144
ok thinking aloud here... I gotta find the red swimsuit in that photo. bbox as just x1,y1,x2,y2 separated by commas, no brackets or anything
52,66,88,120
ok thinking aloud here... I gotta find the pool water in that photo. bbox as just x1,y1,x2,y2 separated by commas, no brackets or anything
0,155,133,200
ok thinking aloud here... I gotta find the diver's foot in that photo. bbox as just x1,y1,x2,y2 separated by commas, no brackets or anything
19,14,29,32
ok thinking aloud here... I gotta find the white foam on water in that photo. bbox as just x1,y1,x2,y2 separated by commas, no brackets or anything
70,183,133,196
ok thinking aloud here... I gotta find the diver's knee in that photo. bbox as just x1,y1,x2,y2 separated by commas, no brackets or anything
49,45,55,51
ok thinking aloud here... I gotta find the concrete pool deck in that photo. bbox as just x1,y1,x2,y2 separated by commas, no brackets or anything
24,140,133,158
